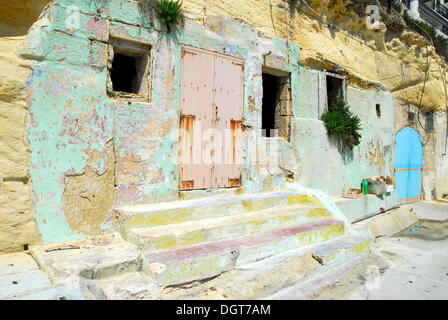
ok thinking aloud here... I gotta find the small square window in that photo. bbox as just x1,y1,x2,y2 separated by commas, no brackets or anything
107,38,151,99
326,73,346,110
111,53,139,94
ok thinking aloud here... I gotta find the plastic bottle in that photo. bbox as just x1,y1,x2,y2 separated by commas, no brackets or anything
362,179,368,195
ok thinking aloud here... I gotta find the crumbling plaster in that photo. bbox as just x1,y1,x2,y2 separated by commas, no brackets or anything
15,0,398,245
293,74,395,196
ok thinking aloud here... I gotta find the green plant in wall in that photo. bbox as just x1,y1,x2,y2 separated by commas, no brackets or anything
321,98,362,149
158,0,183,32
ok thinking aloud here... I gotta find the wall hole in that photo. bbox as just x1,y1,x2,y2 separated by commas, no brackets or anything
108,38,151,98
408,111,416,124
111,53,139,94
326,74,344,109
376,104,381,118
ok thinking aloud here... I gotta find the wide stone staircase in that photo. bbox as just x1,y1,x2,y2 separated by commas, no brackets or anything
28,190,373,299
112,191,371,288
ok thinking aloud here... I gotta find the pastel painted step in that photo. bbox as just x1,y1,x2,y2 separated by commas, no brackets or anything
311,236,371,271
142,218,345,287
113,191,321,229
125,205,334,252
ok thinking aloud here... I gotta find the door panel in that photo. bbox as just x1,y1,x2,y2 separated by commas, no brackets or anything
394,127,423,203
179,46,244,190
213,56,244,188
179,48,215,190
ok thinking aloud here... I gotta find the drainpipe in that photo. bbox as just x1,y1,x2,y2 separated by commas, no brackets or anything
445,103,448,155
351,205,401,224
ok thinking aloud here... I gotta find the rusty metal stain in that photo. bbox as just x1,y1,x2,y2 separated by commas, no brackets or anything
181,180,195,189
213,55,244,188
228,177,241,187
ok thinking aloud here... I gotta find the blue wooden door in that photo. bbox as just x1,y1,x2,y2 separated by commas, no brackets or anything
394,128,423,203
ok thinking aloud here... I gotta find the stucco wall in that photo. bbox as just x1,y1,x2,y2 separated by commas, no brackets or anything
293,77,395,195
16,0,400,245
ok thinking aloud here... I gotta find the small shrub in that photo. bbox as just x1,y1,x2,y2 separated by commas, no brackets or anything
158,0,183,32
321,98,362,149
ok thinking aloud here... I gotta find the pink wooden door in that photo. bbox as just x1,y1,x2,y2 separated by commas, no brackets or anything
179,47,215,190
213,55,244,188
179,46,244,190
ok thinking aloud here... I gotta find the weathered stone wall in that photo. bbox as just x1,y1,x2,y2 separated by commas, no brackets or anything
20,2,119,245
0,36,42,253
14,0,400,246
293,74,395,195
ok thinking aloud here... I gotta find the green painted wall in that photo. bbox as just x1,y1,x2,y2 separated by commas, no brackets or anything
21,0,396,244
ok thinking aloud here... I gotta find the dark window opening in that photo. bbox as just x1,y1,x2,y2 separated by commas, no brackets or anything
262,73,278,137
408,111,416,123
261,71,292,139
107,38,151,98
111,53,139,94
326,74,344,110
425,111,434,132
376,104,381,118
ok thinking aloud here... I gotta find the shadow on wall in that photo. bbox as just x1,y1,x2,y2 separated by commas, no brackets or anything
0,0,51,37
328,135,354,165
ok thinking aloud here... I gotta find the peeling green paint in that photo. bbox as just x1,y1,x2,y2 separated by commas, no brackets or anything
21,0,396,245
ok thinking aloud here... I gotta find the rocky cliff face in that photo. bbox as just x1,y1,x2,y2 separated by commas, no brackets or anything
0,36,42,253
0,0,51,36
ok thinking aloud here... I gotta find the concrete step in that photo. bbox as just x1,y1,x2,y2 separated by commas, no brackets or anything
265,251,372,300
91,235,370,300
113,191,320,230
125,204,334,252
141,218,346,287
311,236,371,271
